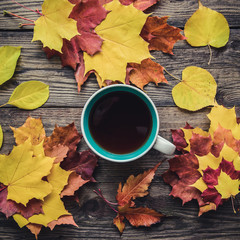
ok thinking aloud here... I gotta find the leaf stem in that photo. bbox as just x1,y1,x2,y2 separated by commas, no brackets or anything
231,195,237,214
0,185,7,193
3,10,35,23
208,44,213,65
11,0,42,15
19,23,35,28
93,189,118,213
164,68,181,81
0,103,8,108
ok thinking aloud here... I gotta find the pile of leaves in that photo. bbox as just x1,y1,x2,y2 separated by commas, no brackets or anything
0,117,98,238
163,105,240,216
5,0,185,91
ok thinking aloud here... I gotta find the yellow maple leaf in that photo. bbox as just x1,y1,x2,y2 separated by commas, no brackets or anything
208,104,240,140
0,139,54,206
83,0,151,84
32,0,79,53
172,66,217,111
184,1,230,48
11,116,45,146
215,171,240,199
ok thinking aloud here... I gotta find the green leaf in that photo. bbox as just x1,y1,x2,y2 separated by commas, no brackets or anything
7,81,49,110
0,46,21,85
0,125,3,150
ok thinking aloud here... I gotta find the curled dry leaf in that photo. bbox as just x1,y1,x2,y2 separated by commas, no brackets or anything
163,105,240,216
0,46,21,85
126,58,168,90
141,16,186,55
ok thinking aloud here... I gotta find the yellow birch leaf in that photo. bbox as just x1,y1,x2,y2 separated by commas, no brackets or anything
0,139,54,206
13,214,29,228
83,0,151,84
184,1,230,48
197,153,222,174
208,105,240,140
6,81,49,110
215,171,240,199
11,116,46,146
172,66,217,111
0,46,21,85
32,0,79,53
0,125,3,149
28,193,71,227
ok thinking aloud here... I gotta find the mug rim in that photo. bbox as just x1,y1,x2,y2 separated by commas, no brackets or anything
81,85,159,163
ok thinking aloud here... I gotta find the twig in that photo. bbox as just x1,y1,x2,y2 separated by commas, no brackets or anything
93,189,118,213
11,0,42,15
208,44,213,65
164,68,182,81
3,10,34,22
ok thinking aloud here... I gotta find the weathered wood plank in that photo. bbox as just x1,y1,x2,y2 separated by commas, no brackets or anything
0,29,239,108
0,0,240,29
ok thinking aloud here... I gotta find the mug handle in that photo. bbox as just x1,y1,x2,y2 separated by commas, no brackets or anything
153,135,176,155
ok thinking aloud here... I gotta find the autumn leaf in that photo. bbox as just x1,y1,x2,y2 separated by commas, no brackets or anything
0,125,3,150
126,58,168,90
11,117,46,146
60,150,98,181
44,123,82,152
172,66,217,111
48,215,78,230
83,0,151,84
116,162,161,206
117,202,164,227
164,105,240,215
0,81,49,110
33,0,79,53
184,1,230,48
141,16,186,54
0,46,21,85
0,139,54,206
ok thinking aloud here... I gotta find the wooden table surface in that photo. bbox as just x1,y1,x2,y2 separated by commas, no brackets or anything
0,0,240,239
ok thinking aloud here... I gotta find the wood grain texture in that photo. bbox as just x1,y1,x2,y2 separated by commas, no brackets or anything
0,0,240,239
0,0,240,29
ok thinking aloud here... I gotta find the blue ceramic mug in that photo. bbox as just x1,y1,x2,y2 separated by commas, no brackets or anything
81,85,175,162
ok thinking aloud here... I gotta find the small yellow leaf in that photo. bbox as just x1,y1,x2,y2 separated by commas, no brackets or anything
13,214,29,228
7,81,49,110
191,177,208,193
182,127,209,152
208,105,240,140
84,0,151,83
172,66,217,111
197,153,222,174
28,193,70,227
184,1,230,48
215,171,240,199
47,163,72,195
0,139,54,206
0,125,3,149
11,116,46,145
0,46,21,85
33,0,79,53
